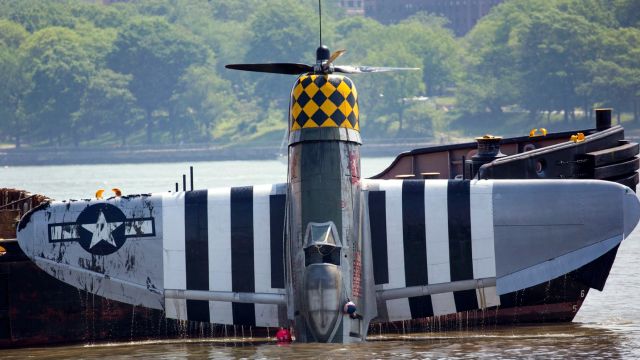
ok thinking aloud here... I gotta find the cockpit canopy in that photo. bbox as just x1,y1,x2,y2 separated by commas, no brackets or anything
304,222,341,266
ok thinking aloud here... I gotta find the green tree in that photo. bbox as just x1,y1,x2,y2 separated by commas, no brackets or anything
170,64,236,143
107,17,207,144
0,21,29,147
0,46,28,147
397,15,461,96
207,0,262,22
515,8,600,121
69,1,131,29
1,0,637,148
561,0,618,28
457,0,541,114
242,0,318,106
77,69,139,146
458,0,607,122
338,16,443,136
334,16,385,57
0,0,75,32
175,1,252,75
355,42,424,137
21,26,94,146
584,27,640,122
0,19,29,48
613,0,640,28
402,101,442,138
75,22,117,66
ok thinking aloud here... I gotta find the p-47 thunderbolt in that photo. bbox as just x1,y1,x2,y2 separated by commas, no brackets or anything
17,40,640,343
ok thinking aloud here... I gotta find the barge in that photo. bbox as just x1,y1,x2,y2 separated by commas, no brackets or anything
3,109,639,346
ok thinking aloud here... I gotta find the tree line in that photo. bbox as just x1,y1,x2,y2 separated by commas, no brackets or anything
0,0,638,148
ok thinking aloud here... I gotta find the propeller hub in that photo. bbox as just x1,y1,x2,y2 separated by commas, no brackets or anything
314,63,333,75
316,45,330,62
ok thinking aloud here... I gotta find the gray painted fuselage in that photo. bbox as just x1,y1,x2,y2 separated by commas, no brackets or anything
287,127,371,342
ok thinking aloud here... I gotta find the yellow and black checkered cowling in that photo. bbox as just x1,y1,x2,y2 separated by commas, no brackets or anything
290,74,359,132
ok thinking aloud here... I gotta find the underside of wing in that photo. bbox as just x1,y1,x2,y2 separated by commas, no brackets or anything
363,178,632,323
362,179,500,322
17,183,288,327
162,184,288,327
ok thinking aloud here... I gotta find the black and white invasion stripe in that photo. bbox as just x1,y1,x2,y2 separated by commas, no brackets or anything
366,179,499,321
161,184,286,326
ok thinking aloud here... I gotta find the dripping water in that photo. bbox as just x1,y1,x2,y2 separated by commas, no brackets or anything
130,304,136,341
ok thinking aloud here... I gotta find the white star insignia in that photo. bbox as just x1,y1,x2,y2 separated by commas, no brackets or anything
82,210,123,249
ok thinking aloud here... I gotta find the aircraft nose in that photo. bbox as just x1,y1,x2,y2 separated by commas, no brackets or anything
624,188,640,238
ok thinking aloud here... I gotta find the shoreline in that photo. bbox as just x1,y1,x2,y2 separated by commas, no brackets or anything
0,140,437,166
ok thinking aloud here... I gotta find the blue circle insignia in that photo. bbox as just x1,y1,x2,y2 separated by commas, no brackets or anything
76,203,127,255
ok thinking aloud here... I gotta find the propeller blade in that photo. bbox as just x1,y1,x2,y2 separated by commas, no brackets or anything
333,65,420,74
225,63,313,75
327,49,346,66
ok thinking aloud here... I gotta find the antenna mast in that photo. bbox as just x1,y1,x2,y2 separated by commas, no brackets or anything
319,0,322,46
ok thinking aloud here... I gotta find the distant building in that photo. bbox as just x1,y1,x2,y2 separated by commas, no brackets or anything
339,0,366,15
340,0,504,36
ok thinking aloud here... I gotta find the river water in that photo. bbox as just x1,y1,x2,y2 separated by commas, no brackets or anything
2,158,640,359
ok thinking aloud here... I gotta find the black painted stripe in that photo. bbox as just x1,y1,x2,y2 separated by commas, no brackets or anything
453,289,478,312
230,186,256,326
402,180,433,318
369,191,389,285
447,180,478,311
269,194,286,289
184,189,210,322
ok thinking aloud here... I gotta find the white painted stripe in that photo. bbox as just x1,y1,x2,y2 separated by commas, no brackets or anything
431,292,457,316
162,192,187,320
379,181,411,321
124,219,154,236
470,180,496,279
485,286,500,308
253,184,279,327
471,181,499,308
476,286,500,309
49,224,79,241
385,298,412,322
207,187,234,325
424,180,456,316
425,180,451,284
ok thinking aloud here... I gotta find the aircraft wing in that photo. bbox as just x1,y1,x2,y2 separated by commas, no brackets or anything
362,179,638,322
17,184,288,327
